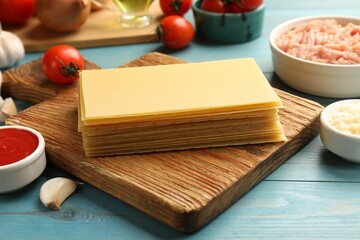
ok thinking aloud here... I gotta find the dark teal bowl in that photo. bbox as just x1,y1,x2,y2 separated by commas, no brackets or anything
192,0,265,44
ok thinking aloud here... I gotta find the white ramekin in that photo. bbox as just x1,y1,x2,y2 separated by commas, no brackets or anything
0,126,46,193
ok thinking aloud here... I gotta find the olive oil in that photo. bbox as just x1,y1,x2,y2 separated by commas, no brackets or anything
112,0,154,27
113,0,154,14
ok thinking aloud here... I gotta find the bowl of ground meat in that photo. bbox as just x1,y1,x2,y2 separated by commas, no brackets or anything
270,16,360,98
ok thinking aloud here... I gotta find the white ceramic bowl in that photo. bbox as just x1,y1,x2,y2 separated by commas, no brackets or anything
320,99,360,163
0,126,46,193
270,15,360,98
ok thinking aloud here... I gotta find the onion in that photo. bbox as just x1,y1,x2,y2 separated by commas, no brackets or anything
91,0,110,11
36,0,92,33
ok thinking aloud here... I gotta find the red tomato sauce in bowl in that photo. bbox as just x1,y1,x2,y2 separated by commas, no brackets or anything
0,128,39,166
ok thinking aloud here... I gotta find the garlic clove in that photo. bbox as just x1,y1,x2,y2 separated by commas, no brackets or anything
0,97,17,122
0,70,2,93
0,96,5,122
39,177,77,210
0,70,17,122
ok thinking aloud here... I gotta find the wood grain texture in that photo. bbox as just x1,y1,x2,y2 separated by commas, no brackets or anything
1,59,100,103
2,52,323,232
3,1,163,53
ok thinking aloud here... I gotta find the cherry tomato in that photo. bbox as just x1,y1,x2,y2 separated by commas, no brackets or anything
228,2,247,13
160,0,192,16
200,0,227,13
235,0,263,11
42,45,85,84
157,16,194,50
0,0,35,25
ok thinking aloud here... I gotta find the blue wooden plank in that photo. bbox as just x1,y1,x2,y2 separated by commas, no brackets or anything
266,136,360,182
1,0,360,238
2,180,360,239
267,0,360,9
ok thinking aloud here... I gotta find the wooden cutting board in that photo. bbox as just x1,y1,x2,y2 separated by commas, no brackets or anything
2,52,323,232
3,1,163,52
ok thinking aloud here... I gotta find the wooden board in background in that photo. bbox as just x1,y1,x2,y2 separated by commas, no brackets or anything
3,1,163,53
2,52,323,232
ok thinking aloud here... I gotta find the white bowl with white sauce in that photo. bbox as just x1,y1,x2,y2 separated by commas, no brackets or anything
320,99,360,163
270,16,360,98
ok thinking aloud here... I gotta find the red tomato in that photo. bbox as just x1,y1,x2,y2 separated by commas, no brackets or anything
160,0,192,16
236,0,263,10
200,0,227,13
42,45,85,84
157,16,194,50
228,2,248,13
0,0,35,25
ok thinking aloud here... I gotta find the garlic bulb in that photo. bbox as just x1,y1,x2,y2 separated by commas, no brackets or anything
0,23,25,69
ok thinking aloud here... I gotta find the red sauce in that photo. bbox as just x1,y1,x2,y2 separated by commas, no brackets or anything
0,128,39,166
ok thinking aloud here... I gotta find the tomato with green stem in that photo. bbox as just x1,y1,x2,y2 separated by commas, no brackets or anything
200,0,263,13
231,0,263,11
200,0,227,13
157,16,194,50
228,1,247,13
159,0,192,16
42,45,85,84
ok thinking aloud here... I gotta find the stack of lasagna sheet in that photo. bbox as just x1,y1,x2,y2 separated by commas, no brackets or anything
78,58,286,157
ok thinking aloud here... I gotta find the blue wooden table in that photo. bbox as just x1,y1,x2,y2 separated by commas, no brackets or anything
1,0,360,239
